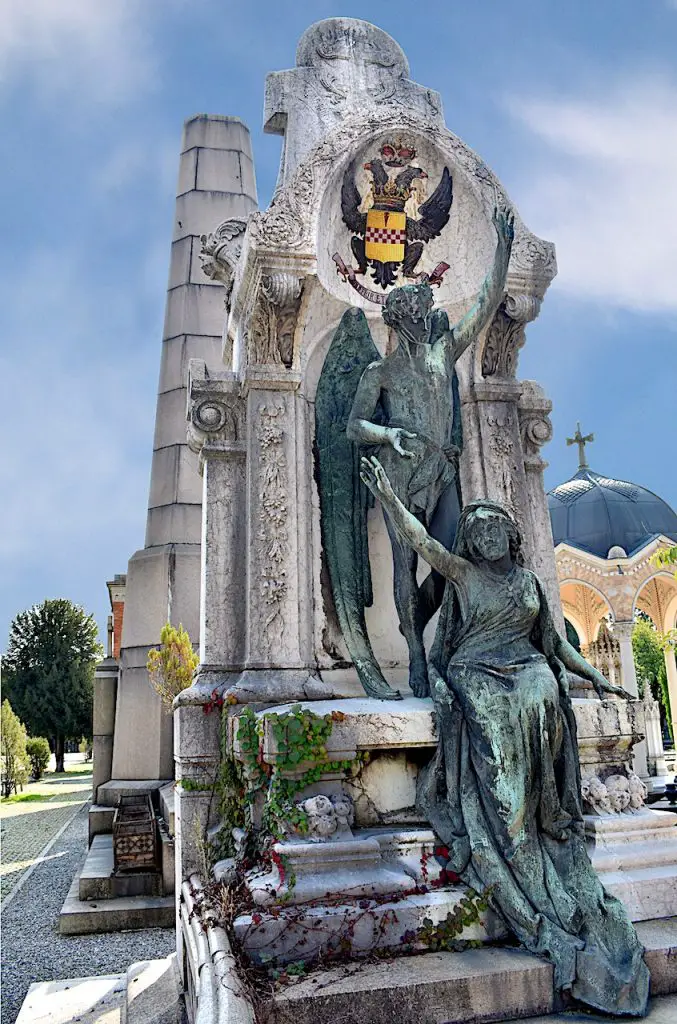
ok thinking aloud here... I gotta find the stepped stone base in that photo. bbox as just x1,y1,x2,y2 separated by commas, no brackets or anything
270,918,677,1024
60,872,174,935
15,956,182,1024
78,835,162,900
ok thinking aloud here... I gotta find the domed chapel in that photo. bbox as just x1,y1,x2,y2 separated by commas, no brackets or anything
549,424,677,780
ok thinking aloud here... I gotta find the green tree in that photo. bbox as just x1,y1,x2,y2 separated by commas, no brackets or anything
26,736,51,780
147,623,198,712
651,545,677,574
633,618,672,740
1,700,29,798
3,600,103,773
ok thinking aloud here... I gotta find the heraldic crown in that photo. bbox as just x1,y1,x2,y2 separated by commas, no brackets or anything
367,138,425,211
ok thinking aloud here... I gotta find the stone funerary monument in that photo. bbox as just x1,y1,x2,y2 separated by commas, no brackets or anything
100,17,676,1024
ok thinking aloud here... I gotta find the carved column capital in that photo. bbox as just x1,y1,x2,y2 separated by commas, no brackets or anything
245,271,304,370
187,359,246,471
481,293,542,381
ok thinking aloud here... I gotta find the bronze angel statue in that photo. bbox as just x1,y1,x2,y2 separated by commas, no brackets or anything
338,139,453,290
316,205,515,701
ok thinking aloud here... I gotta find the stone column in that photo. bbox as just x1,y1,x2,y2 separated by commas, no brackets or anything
642,688,667,776
187,361,247,687
92,656,118,802
615,619,649,779
243,374,306,676
518,380,564,632
111,115,257,782
664,648,677,748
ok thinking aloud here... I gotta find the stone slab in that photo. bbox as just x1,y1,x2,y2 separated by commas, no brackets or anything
233,697,436,764
235,888,506,966
78,835,162,901
507,994,677,1024
270,918,677,1023
88,804,115,843
636,918,677,996
16,975,126,1024
126,955,182,1024
60,872,173,935
272,946,554,1024
97,780,173,807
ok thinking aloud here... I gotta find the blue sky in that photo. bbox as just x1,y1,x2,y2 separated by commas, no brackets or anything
1,0,676,647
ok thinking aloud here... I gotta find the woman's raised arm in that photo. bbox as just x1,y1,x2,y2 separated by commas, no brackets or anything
360,456,467,582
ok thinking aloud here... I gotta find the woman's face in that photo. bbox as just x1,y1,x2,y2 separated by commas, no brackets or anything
468,512,511,562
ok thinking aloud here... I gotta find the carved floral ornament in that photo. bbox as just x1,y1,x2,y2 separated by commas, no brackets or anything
247,110,556,292
256,403,290,656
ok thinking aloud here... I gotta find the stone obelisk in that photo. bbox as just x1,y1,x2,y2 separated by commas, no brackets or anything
110,115,257,782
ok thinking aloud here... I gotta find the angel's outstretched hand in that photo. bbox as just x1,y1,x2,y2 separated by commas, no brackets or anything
360,456,396,504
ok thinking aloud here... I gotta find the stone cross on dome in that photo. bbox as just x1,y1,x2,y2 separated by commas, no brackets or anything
263,17,444,186
566,422,594,470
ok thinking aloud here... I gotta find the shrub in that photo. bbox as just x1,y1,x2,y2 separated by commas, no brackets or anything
1,700,29,798
26,736,51,780
147,623,199,713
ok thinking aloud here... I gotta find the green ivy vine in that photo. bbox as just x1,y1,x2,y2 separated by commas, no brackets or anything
215,704,357,856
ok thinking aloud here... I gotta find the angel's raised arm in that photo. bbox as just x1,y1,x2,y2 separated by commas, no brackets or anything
450,208,514,360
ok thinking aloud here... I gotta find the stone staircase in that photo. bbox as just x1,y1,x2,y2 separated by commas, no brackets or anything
15,955,184,1024
59,781,176,935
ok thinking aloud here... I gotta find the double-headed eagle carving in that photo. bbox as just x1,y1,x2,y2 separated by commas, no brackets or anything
339,139,453,289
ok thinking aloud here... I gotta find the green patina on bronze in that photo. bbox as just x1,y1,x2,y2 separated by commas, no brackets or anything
360,455,649,1018
316,209,515,699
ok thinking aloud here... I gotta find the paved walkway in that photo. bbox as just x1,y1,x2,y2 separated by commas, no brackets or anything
1,802,175,1024
1,755,92,902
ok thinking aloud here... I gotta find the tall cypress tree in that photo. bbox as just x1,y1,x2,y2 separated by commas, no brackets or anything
3,599,103,772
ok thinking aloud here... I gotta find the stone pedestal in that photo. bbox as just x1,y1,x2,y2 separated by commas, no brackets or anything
92,657,118,802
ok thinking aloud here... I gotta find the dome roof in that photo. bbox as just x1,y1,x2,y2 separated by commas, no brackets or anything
548,468,677,559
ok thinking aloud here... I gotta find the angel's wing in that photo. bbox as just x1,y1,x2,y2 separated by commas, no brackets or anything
341,164,367,236
315,308,401,701
407,166,453,242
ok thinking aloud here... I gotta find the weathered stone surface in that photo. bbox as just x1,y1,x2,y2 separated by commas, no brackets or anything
16,975,126,1024
272,947,555,1024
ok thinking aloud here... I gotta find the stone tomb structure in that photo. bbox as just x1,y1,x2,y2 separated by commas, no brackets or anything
163,17,676,1021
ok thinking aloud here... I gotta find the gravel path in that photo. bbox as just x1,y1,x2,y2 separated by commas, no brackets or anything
1,803,175,1024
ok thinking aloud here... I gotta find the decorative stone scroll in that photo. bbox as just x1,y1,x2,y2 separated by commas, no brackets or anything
200,218,248,310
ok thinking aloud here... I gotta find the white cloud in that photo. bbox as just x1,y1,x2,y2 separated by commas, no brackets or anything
507,77,677,312
0,0,157,103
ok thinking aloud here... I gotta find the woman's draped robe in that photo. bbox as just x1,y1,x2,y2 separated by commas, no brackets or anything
417,564,649,1016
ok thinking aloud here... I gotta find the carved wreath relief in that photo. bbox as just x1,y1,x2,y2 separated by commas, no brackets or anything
581,772,647,815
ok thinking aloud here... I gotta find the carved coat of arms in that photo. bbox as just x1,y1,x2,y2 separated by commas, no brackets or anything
333,139,453,304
